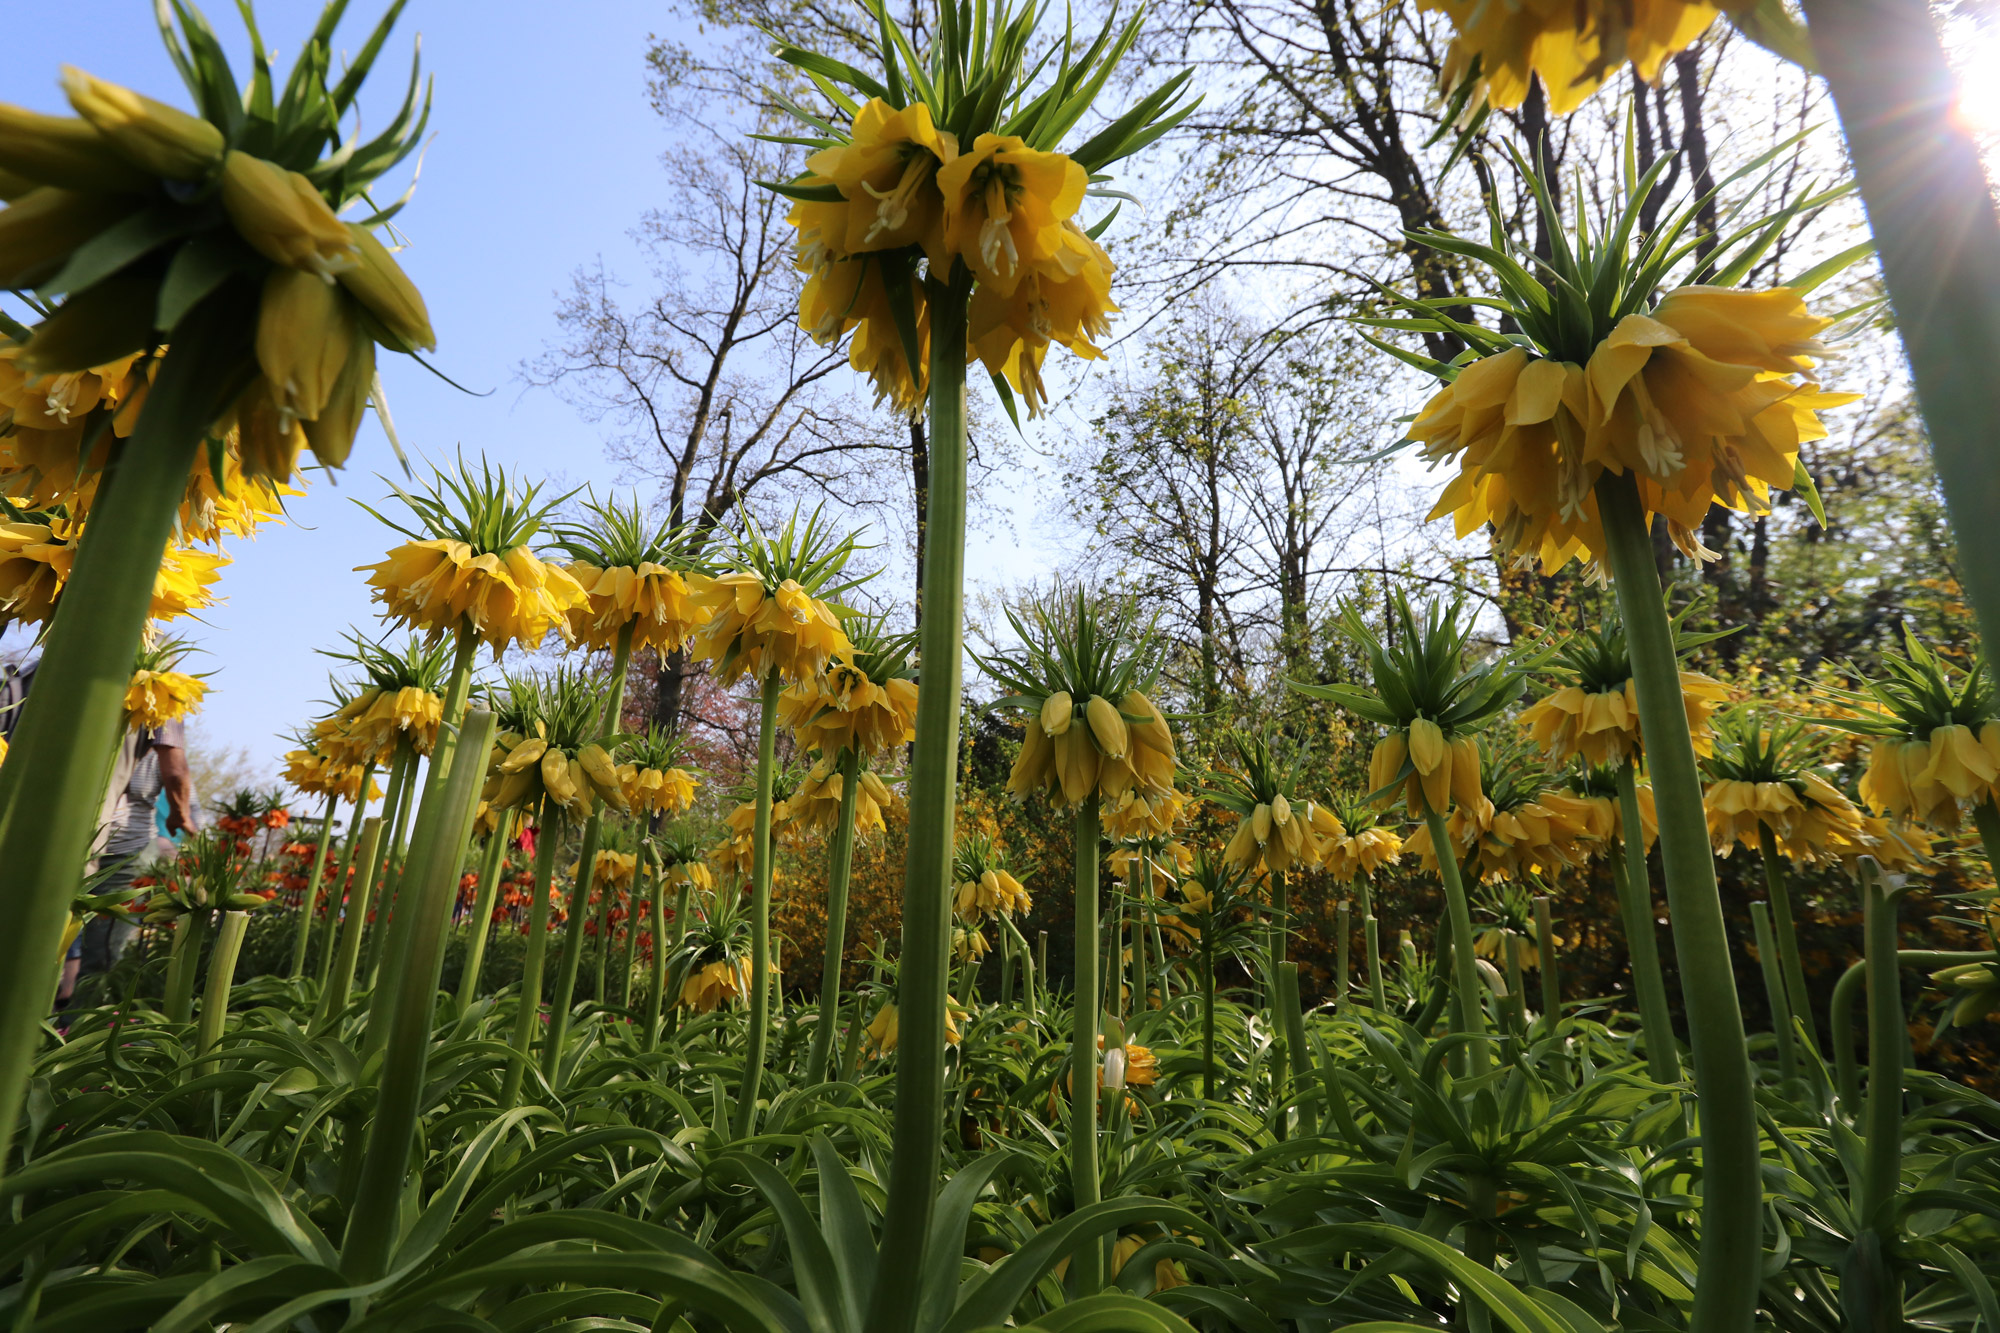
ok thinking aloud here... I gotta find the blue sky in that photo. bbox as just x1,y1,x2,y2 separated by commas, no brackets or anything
1,1,1022,788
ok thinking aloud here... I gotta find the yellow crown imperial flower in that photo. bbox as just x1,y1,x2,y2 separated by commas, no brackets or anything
0,516,76,627
679,957,753,1013
798,257,931,414
218,150,360,280
1387,152,1863,577
124,667,206,731
936,135,1089,297
1702,714,1867,865
618,762,700,817
1421,0,1732,116
865,995,966,1056
59,66,224,181
778,648,919,759
796,99,959,268
689,573,854,687
566,560,709,654
151,541,228,623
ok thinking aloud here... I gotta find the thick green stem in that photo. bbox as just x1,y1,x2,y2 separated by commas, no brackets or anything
1278,961,1315,1134
1750,901,1798,1083
618,874,639,1011
342,711,493,1281
194,911,250,1073
163,910,210,1026
732,672,783,1139
502,803,563,1110
864,272,970,1333
319,818,385,1026
1800,0,2000,658
0,311,249,1178
290,794,340,979
1336,901,1351,1012
544,625,633,1071
1758,823,1820,1050
807,747,864,1084
1858,869,1905,1227
1423,806,1488,1078
457,824,511,1016
645,859,669,1051
1357,876,1387,1012
318,763,377,989
1202,938,1217,1101
663,878,692,1044
1614,762,1679,1081
1268,866,1291,1097
367,627,479,1027
1069,796,1105,1295
1533,896,1560,1030
362,741,422,985
1597,471,1759,1333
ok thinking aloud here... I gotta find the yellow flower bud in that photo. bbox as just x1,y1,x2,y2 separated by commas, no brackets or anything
229,376,308,482
1271,793,1292,825
60,67,223,181
1041,690,1074,736
256,266,356,427
0,187,138,289
301,321,375,469
1368,733,1407,805
1251,802,1272,845
1085,693,1129,759
0,103,149,193
219,151,358,279
338,223,436,352
1408,718,1446,774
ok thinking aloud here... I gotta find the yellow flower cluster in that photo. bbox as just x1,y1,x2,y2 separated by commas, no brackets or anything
679,957,753,1013
952,926,991,963
1108,841,1193,896
788,99,1115,417
1320,824,1406,882
954,866,1033,923
1103,787,1185,840
361,540,589,656
1421,0,1727,115
0,512,230,631
0,516,74,626
316,686,444,764
579,850,636,890
1221,796,1346,876
281,747,381,804
1414,290,1855,572
484,736,628,821
1409,789,1605,882
789,760,899,835
1475,921,1564,973
1705,771,1866,863
1859,724,2000,829
0,347,146,508
662,859,717,895
1520,671,1730,765
565,560,709,654
0,71,434,478
1009,690,1177,809
688,572,853,687
123,668,205,730
1369,721,1490,820
779,657,919,757
619,762,700,817
865,995,967,1055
